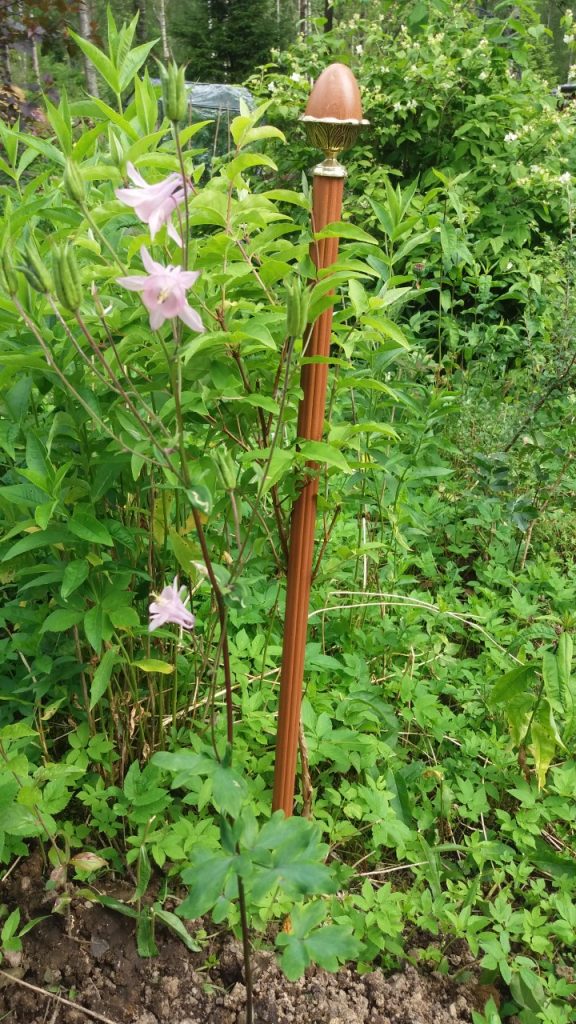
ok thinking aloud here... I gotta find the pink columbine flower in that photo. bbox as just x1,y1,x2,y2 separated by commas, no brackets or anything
149,577,195,632
117,246,204,332
115,162,188,246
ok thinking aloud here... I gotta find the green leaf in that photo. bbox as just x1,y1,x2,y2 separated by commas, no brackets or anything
557,633,573,701
68,30,121,95
530,701,557,789
315,221,377,244
90,648,118,710
136,912,158,957
278,936,310,981
168,529,198,573
361,315,410,348
298,441,351,473
84,605,106,654
2,526,70,562
542,650,561,714
179,854,234,919
489,664,535,706
69,511,113,546
132,659,175,675
41,609,83,633
225,152,277,181
153,907,201,951
305,924,360,972
134,846,152,902
82,893,137,918
186,484,212,516
118,39,159,93
61,559,89,600
0,722,37,741
212,765,246,818
261,449,295,495
349,279,369,317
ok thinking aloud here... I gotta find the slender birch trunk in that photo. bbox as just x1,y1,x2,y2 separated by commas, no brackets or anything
157,0,171,60
78,0,99,98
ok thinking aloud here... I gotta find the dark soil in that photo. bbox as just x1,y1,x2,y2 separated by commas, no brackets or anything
0,851,499,1024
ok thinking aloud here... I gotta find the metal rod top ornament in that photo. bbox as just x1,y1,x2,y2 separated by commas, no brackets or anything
300,62,369,178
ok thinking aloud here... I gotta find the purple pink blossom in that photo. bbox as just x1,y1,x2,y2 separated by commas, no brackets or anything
149,577,195,632
115,162,188,246
117,246,204,332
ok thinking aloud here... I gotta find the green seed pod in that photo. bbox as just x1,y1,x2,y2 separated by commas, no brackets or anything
285,279,302,338
21,241,53,294
158,60,188,124
214,449,237,491
63,158,85,205
53,243,82,310
0,245,19,295
298,284,310,337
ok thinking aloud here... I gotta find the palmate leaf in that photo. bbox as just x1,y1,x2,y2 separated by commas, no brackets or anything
179,853,235,920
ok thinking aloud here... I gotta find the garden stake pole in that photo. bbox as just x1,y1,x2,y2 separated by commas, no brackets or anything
272,64,368,817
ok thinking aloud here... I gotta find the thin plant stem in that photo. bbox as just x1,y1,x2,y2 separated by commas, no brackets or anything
80,202,127,274
173,125,191,270
237,877,254,1024
12,297,164,468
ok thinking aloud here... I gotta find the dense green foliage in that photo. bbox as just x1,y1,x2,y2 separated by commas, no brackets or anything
0,3,575,1024
170,0,288,82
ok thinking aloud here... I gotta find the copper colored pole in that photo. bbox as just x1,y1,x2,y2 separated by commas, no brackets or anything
272,175,344,816
272,64,367,817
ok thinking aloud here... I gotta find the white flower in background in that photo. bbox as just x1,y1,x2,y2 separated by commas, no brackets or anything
392,101,403,112
290,71,302,82
560,171,572,184
504,131,518,142
569,64,576,78
564,34,575,43
268,81,277,93
355,44,364,55
406,98,417,111
479,70,488,80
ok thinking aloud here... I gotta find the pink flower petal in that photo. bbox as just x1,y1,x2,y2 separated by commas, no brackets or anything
117,275,150,290
179,301,204,333
140,246,163,275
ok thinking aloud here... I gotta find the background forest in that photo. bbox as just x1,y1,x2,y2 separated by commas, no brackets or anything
0,2,576,1024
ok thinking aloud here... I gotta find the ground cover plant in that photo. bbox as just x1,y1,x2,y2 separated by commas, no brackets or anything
0,3,575,1024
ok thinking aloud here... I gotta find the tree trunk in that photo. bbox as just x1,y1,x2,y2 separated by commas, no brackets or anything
78,0,99,98
299,0,310,35
134,0,147,44
324,0,333,32
157,0,171,60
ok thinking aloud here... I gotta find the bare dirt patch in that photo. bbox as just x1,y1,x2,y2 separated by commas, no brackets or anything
0,852,497,1024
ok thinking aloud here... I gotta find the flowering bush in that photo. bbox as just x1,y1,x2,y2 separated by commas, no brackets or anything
249,0,576,370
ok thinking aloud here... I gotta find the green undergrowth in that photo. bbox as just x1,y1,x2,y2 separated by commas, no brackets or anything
0,4,575,1024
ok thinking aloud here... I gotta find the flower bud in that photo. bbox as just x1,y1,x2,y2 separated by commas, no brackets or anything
70,851,107,873
53,243,82,310
158,60,188,124
63,158,85,205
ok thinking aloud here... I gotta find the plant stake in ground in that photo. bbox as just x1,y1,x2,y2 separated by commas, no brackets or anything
272,64,368,816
